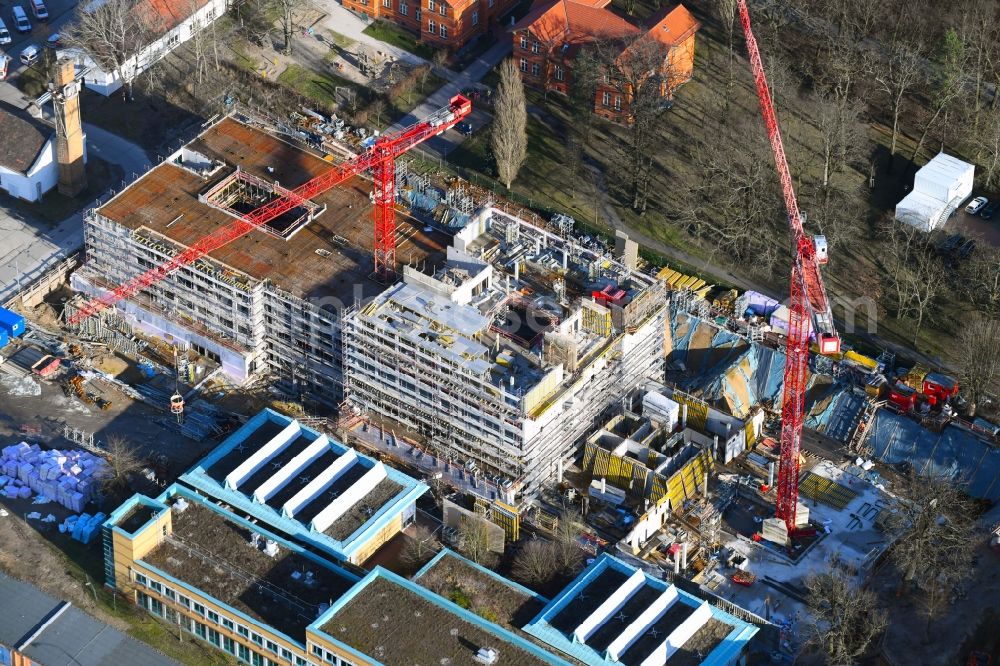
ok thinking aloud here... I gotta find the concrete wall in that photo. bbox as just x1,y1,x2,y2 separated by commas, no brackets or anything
0,140,56,202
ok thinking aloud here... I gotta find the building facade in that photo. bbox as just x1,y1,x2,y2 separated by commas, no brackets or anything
511,2,699,121
343,0,519,51
343,208,667,496
0,106,87,203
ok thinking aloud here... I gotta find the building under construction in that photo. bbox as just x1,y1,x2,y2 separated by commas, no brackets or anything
72,116,668,496
73,117,450,406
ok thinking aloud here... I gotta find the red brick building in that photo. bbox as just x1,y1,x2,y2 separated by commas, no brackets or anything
511,1,699,121
344,0,520,51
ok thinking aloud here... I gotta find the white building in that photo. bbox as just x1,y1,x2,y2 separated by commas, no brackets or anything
0,106,86,202
72,0,228,96
895,152,975,232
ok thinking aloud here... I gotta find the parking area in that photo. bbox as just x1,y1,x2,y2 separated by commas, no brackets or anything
0,0,79,107
945,206,1000,248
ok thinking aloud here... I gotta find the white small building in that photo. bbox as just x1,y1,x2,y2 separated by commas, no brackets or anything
895,152,975,232
72,0,228,96
0,107,60,202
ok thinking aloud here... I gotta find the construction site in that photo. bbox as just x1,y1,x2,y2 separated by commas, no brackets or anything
1,1,999,664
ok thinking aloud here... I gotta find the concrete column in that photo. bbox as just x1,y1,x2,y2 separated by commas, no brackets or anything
681,542,688,570
768,462,774,487
682,404,688,429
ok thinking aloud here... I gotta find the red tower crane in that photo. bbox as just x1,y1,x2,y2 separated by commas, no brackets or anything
735,0,841,533
68,95,473,326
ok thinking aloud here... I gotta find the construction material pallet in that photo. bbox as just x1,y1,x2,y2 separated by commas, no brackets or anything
798,471,857,510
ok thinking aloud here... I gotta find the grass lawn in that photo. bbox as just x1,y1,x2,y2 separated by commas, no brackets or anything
277,63,360,109
362,20,438,60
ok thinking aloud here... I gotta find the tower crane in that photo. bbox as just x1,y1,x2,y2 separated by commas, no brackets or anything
735,0,841,533
68,95,473,326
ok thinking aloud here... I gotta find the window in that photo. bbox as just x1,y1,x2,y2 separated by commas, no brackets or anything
312,645,324,658
472,10,477,24
438,3,445,14
415,7,421,19
134,573,147,586
251,632,264,647
428,19,435,33
193,602,206,616
178,595,190,609
400,3,407,14
531,62,540,76
164,588,176,601
428,0,434,9
555,66,564,81
222,618,235,631
266,640,279,654
238,645,251,661
519,58,527,72
238,625,250,639
614,95,622,110
251,653,264,666
602,91,611,106
194,622,207,640
207,610,220,624
440,24,447,38
488,0,493,7
208,629,221,647
519,35,527,49
281,648,293,661
296,658,308,666
223,637,236,655
149,581,162,595
531,41,539,53
383,0,391,6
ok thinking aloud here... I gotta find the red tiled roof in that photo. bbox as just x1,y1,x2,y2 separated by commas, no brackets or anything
513,0,637,46
135,0,211,34
645,4,700,47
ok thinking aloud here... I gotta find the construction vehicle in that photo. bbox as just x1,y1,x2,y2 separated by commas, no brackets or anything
66,95,473,326
736,0,840,533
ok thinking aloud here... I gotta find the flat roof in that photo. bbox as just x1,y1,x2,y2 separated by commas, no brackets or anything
523,554,758,666
0,574,179,666
95,116,450,302
140,487,359,639
311,568,565,665
180,408,427,561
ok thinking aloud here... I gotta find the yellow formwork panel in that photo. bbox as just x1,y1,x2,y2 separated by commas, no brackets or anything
672,393,709,431
650,449,713,508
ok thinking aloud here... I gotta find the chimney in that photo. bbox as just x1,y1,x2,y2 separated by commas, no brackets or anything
53,58,87,197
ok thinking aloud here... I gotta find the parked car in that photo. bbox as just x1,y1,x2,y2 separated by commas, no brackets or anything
966,196,989,215
981,200,999,220
0,53,10,81
19,43,39,66
10,6,31,33
455,121,473,136
29,0,47,21
0,18,11,45
958,238,977,260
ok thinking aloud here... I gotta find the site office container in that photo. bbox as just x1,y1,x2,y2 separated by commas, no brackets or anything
0,328,8,349
0,306,26,337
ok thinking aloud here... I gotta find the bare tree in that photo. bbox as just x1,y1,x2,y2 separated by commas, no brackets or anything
865,41,924,160
492,58,528,190
99,434,144,493
714,0,737,101
400,524,441,567
511,539,559,588
62,0,159,101
877,220,944,344
457,515,498,567
956,316,1000,416
553,508,585,574
884,470,978,637
961,247,1000,318
369,98,388,129
274,0,302,56
909,28,968,162
804,570,887,665
978,105,1000,189
590,34,672,212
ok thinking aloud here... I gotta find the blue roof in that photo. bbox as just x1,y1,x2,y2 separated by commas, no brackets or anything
179,409,428,562
867,408,1000,500
523,554,758,666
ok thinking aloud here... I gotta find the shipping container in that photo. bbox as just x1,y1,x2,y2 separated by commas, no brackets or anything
0,328,7,349
0,307,25,337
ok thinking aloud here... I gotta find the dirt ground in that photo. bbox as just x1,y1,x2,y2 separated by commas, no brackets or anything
873,541,1000,665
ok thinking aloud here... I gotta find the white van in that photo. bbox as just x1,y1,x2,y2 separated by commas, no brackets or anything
11,6,31,33
0,18,11,44
29,0,47,22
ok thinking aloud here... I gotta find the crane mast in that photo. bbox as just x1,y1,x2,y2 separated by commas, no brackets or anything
735,0,840,532
68,95,473,325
